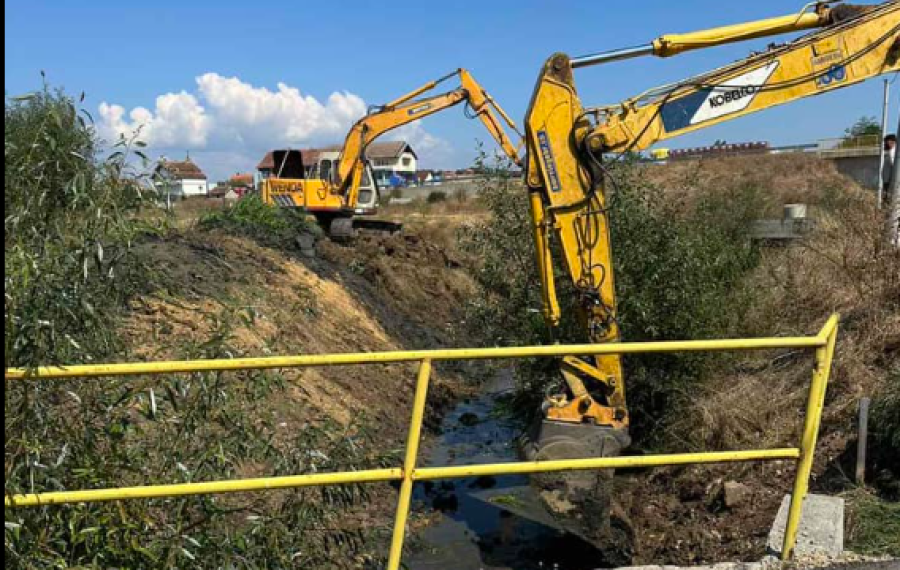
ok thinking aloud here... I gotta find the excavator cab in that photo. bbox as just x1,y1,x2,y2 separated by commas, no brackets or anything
312,151,381,214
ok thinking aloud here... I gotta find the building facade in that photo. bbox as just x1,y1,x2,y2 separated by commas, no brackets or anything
154,156,208,198
367,141,417,187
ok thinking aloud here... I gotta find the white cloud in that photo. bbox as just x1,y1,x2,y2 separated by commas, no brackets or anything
98,91,211,148
97,73,455,180
193,73,366,147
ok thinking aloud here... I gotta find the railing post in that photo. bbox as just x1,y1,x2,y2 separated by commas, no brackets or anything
387,359,432,570
782,320,839,560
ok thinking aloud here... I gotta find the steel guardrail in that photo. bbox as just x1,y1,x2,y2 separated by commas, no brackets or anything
5,314,840,567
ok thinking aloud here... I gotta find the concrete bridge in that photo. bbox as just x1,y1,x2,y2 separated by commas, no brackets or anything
814,135,881,189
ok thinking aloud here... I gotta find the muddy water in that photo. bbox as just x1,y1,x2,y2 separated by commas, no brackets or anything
407,371,604,570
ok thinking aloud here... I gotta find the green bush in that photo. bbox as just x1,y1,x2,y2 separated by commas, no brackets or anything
460,154,762,441
199,193,319,247
605,164,761,438
5,85,148,369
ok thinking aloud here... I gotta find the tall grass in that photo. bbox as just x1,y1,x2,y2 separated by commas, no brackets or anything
4,86,392,569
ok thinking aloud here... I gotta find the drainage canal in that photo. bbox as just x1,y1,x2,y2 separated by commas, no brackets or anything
407,371,609,570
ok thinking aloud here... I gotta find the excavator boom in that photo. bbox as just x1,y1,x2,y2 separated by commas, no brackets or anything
521,0,900,548
336,68,523,210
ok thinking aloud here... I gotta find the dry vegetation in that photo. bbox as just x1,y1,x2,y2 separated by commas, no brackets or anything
458,152,898,564
623,154,899,563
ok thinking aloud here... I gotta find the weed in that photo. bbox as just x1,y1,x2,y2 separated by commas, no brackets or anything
846,488,900,557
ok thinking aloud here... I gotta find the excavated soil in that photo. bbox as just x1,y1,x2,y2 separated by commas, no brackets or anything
123,228,478,443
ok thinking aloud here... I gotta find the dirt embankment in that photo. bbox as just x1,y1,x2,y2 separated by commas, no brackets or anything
123,228,477,443
620,154,899,565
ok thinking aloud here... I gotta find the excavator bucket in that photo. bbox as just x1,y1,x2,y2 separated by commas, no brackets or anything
520,419,633,553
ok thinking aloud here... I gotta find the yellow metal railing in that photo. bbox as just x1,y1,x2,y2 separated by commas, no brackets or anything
5,314,840,567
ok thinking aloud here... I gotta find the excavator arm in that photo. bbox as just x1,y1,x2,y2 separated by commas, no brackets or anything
336,68,523,209
595,2,900,153
524,1,900,434
518,6,900,548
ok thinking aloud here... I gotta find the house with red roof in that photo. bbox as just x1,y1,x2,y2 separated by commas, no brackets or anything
153,154,209,198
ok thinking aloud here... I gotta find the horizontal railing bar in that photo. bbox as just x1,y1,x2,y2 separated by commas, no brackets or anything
413,448,800,480
8,449,800,508
6,337,824,380
6,449,799,508
5,468,403,508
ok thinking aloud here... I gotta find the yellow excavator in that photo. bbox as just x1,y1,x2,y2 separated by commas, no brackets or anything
520,0,900,547
260,69,522,239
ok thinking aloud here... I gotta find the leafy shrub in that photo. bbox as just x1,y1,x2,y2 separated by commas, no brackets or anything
460,153,762,441
459,154,545,348
199,193,319,247
426,191,447,204
605,163,761,438
5,84,148,369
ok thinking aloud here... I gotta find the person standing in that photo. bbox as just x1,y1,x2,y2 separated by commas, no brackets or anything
882,134,896,207
884,134,900,246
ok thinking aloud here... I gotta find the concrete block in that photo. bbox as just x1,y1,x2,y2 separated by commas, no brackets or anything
767,493,844,557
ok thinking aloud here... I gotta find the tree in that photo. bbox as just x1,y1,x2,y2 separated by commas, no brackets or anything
845,116,881,139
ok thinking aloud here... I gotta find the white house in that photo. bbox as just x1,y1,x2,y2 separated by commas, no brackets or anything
366,141,417,187
154,156,209,198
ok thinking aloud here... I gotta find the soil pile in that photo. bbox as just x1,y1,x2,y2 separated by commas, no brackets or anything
124,227,477,442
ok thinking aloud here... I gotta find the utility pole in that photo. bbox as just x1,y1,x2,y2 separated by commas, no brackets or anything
878,79,890,208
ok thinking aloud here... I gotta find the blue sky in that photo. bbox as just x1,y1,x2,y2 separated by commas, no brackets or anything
5,1,892,181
